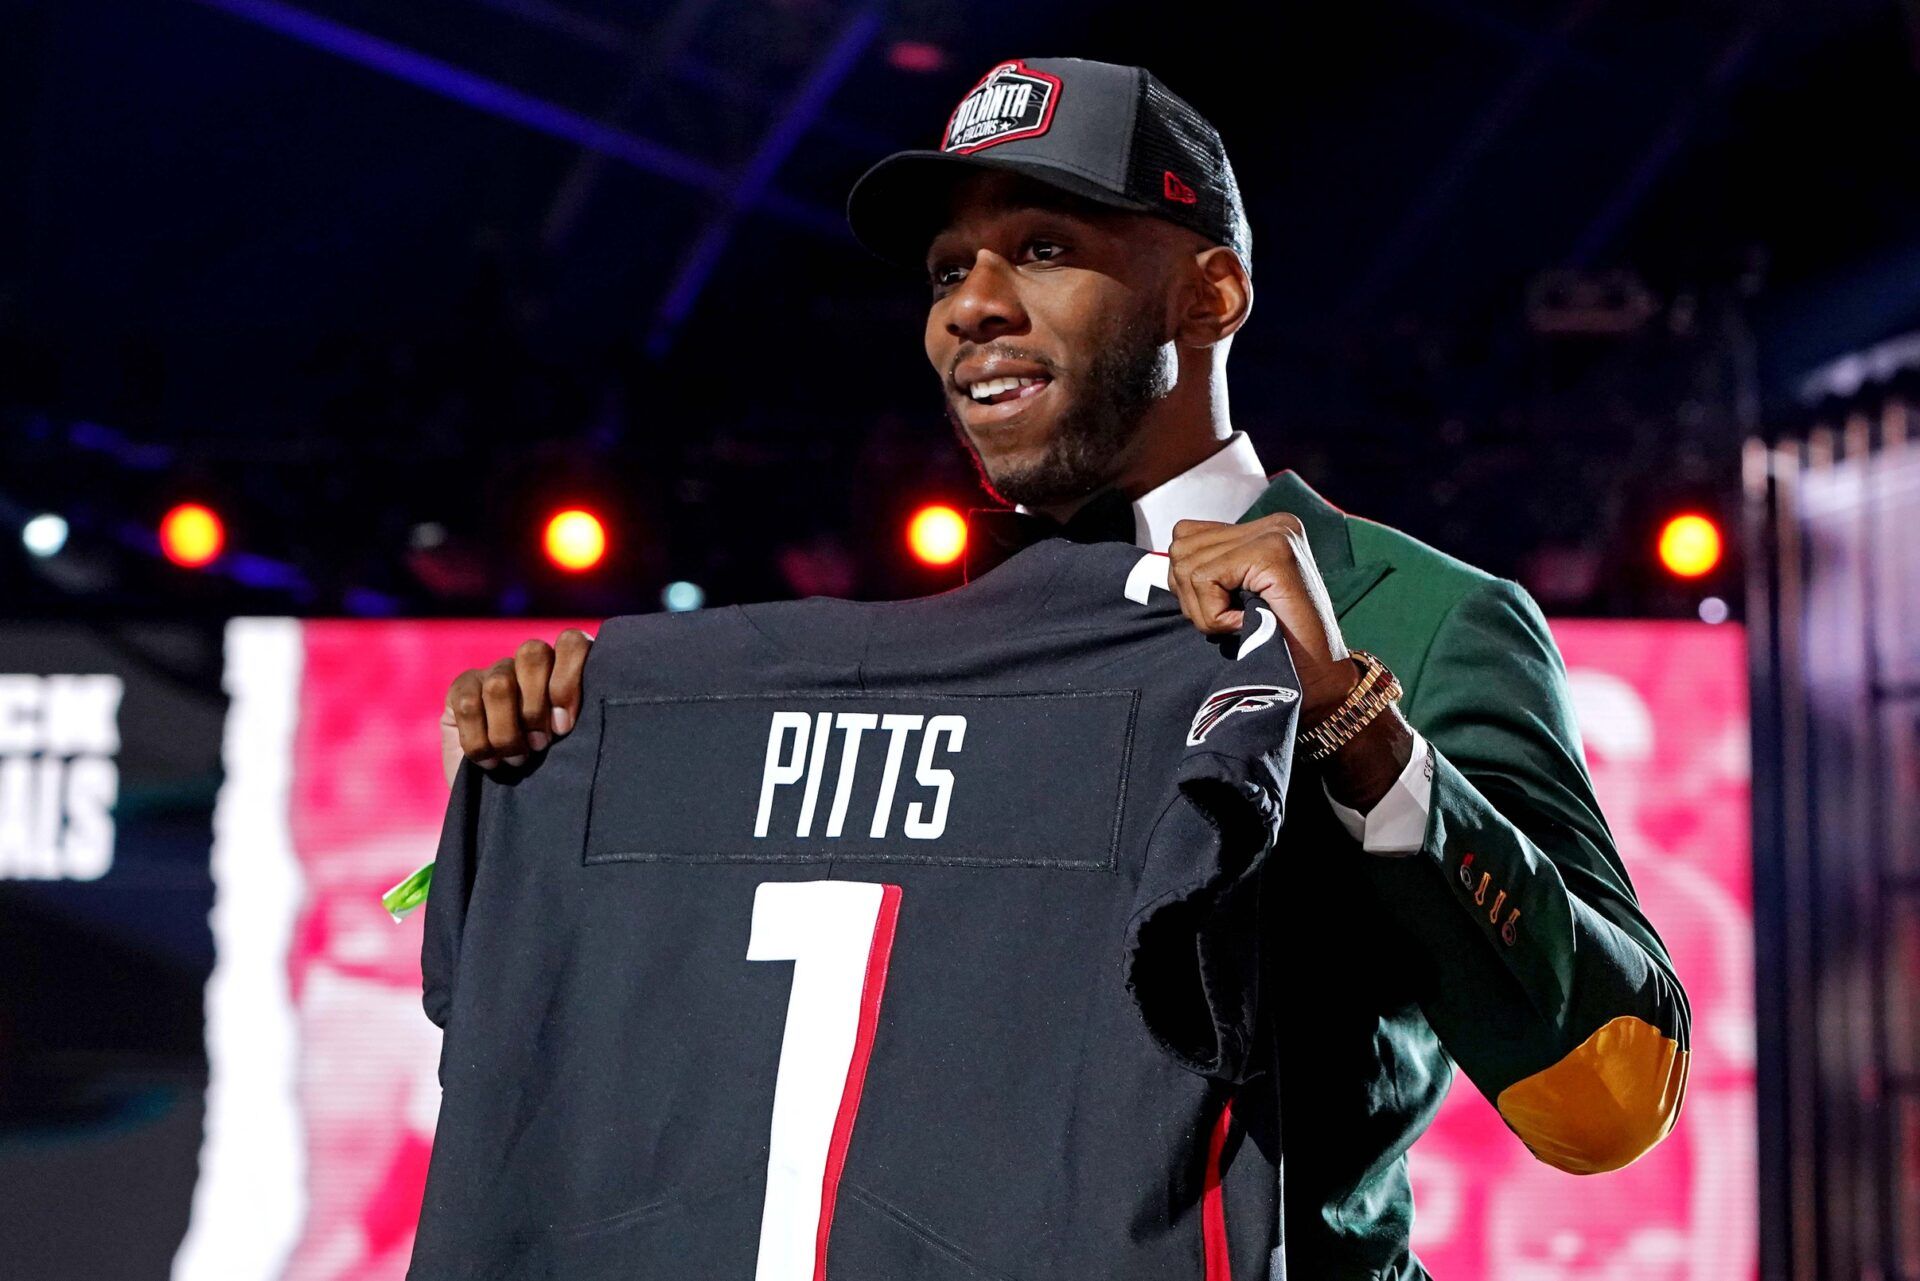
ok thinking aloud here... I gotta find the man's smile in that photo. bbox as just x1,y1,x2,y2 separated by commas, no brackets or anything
951,355,1057,426
953,376,1054,427
966,374,1050,405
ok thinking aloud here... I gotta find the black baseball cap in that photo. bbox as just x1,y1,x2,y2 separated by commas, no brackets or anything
846,57,1251,274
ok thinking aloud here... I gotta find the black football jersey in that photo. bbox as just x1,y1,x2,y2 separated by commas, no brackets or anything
411,539,1304,1280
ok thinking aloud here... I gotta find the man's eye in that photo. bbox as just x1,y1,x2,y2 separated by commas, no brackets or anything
1026,240,1064,262
930,264,966,289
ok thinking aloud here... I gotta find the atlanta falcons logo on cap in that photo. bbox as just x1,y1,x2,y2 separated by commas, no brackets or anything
1187,685,1300,747
942,60,1062,154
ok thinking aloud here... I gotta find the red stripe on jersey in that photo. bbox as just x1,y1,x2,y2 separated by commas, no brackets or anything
1202,1097,1234,1281
814,883,903,1279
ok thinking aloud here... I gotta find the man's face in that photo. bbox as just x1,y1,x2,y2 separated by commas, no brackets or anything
923,170,1182,509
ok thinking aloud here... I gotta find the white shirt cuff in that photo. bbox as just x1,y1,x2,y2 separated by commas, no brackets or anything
1322,728,1435,854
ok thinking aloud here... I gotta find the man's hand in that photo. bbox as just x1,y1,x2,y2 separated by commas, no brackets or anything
1167,514,1414,810
441,629,593,786
1166,514,1360,720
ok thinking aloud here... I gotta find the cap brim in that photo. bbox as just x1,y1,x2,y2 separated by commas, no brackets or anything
845,150,1157,271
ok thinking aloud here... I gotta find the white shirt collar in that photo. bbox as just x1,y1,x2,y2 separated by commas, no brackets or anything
1131,431,1270,551
1012,431,1270,551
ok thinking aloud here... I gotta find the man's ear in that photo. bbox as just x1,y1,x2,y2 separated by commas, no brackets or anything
1176,246,1252,348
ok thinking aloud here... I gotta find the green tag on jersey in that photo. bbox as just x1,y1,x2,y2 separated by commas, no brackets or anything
382,860,435,921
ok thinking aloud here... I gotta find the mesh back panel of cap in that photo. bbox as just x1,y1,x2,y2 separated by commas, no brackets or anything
1126,76,1252,274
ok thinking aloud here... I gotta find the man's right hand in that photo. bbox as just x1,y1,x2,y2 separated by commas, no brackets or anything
441,629,594,786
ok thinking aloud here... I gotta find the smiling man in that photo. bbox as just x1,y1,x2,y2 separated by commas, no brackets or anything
920,168,1230,531
442,57,1690,1279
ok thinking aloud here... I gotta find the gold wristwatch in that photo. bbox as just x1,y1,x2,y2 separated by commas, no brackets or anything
1297,650,1402,763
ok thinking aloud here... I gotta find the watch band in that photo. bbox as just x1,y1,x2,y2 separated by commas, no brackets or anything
1297,650,1403,763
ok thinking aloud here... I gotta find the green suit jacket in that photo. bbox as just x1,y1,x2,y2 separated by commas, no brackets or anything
1236,470,1690,1278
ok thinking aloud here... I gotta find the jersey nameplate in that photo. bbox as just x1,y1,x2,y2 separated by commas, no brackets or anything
583,691,1136,870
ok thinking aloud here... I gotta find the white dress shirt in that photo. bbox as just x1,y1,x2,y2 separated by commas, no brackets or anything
1121,431,1434,853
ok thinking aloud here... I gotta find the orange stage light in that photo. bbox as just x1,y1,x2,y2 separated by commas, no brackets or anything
1657,513,1722,579
907,504,967,567
544,509,607,572
160,503,225,568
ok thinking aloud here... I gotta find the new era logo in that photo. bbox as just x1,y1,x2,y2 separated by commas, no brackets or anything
942,60,1062,154
1163,170,1198,204
1186,684,1299,746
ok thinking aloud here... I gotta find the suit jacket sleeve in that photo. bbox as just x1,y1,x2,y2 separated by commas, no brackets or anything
1355,577,1691,1174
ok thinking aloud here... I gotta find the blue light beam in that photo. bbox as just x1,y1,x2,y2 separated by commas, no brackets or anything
187,0,845,238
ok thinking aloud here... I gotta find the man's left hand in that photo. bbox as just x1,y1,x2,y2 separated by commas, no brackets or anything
1167,513,1416,810
1166,513,1361,722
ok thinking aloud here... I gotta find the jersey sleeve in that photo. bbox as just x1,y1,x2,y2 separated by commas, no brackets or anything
421,756,486,1034
1125,599,1304,1083
1359,578,1691,1173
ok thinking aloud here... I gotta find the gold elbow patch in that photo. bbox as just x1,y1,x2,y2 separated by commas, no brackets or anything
1495,1015,1689,1175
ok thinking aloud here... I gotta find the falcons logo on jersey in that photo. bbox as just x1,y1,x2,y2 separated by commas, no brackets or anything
1186,684,1299,746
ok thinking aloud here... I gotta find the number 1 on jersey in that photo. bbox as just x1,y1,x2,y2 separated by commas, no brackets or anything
747,880,902,1281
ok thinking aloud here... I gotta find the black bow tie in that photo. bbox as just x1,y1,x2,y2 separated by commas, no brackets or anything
963,488,1138,581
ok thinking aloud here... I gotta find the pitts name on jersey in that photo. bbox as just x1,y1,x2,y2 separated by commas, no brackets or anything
754,710,964,842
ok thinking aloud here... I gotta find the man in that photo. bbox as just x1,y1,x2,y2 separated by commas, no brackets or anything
440,58,1688,1278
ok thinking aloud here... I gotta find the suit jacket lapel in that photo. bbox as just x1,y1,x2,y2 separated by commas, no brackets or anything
1236,469,1394,618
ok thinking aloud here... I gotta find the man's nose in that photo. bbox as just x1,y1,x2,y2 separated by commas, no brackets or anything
944,252,1027,342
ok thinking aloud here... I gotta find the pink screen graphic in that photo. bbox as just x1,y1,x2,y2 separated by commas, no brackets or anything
1408,622,1755,1280
279,618,1753,1279
283,621,595,1279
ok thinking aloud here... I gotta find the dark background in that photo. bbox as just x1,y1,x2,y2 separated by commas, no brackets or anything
5,0,1918,620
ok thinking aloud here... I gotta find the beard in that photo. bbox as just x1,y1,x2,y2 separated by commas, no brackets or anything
946,302,1177,510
